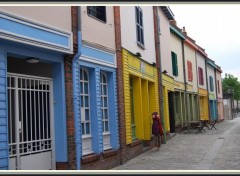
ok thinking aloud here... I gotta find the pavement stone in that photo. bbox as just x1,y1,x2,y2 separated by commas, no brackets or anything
112,116,240,171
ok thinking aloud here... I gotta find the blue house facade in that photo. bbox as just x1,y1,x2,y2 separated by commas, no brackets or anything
0,8,72,170
72,6,120,170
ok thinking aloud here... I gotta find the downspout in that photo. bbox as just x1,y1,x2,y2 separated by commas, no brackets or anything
155,7,166,144
72,6,82,170
181,39,188,123
205,57,210,121
195,51,201,120
214,67,218,121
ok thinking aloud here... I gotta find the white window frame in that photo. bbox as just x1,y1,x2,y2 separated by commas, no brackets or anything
100,72,111,150
135,6,145,48
80,68,93,155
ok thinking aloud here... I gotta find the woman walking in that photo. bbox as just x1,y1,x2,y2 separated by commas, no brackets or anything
152,112,164,150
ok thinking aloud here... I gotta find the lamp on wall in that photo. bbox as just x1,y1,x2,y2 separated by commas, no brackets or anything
135,52,142,58
151,62,156,67
25,57,39,64
162,70,168,74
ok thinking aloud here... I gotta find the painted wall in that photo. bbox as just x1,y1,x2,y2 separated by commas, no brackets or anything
184,43,198,93
0,6,71,32
207,64,216,99
81,6,116,51
170,33,184,83
120,6,156,64
216,71,223,99
158,8,172,76
196,53,207,90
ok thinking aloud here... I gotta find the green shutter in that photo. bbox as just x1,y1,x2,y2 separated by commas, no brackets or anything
171,52,178,76
175,53,178,76
171,52,176,75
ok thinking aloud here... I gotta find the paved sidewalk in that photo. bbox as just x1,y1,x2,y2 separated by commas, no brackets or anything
112,116,240,170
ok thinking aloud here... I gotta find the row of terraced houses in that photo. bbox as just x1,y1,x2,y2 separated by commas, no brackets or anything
0,6,224,170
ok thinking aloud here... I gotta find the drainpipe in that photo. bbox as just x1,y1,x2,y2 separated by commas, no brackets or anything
195,51,201,120
181,39,188,124
72,6,82,170
205,57,210,121
214,66,218,121
155,7,166,144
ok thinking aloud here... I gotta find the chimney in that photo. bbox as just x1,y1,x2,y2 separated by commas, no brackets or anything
182,26,187,36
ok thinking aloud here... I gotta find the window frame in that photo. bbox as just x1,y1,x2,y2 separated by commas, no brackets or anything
100,72,110,133
87,6,107,23
209,76,214,92
217,80,220,93
80,68,91,136
135,6,145,48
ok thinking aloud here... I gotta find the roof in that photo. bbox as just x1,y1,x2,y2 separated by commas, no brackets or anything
170,22,185,40
160,6,175,20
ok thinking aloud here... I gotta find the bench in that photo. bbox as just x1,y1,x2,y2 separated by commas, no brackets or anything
208,120,217,130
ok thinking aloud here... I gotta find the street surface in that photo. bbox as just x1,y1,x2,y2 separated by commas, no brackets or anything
113,115,240,170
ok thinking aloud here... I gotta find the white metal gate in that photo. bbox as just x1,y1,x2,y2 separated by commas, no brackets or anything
7,73,55,170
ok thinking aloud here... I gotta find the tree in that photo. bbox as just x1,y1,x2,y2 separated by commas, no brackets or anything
222,73,240,100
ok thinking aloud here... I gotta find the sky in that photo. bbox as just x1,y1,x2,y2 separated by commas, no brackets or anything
169,4,240,80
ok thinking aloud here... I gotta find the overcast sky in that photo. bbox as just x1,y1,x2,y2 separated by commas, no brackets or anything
169,4,240,80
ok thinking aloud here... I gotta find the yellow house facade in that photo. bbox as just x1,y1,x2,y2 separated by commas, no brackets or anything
122,49,159,144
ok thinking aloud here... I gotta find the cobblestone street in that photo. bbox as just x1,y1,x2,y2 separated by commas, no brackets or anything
113,116,240,170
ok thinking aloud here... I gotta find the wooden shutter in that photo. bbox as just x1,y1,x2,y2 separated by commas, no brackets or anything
188,61,193,81
172,52,178,76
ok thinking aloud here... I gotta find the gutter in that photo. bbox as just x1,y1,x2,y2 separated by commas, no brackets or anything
155,7,166,144
181,39,188,124
72,6,82,170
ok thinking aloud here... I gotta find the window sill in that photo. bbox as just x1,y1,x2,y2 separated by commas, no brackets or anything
102,149,118,158
81,153,101,164
137,42,145,50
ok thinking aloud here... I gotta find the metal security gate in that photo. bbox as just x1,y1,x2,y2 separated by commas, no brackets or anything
7,73,55,170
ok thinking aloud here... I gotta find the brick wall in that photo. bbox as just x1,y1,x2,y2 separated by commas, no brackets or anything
81,150,121,170
56,6,78,170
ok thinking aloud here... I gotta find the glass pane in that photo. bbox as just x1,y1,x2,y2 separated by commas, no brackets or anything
84,83,88,94
86,123,90,134
105,121,109,131
84,70,88,81
85,96,89,107
80,82,83,94
103,85,107,95
102,74,106,83
136,7,139,23
137,26,140,43
140,11,143,26
81,96,84,107
140,28,144,45
81,123,85,135
102,121,105,132
85,109,89,121
104,109,108,119
104,97,108,107
100,73,102,83
102,108,104,119
80,69,83,80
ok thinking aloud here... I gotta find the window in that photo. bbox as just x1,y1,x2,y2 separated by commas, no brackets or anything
87,6,106,22
80,68,91,135
135,6,144,47
217,80,220,93
198,67,204,85
171,52,178,76
187,60,193,81
100,72,109,133
209,76,214,92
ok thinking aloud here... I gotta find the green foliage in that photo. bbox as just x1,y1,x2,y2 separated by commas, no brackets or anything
222,73,240,100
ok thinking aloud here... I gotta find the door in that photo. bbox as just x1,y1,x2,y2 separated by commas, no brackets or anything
7,73,55,170
168,91,175,133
